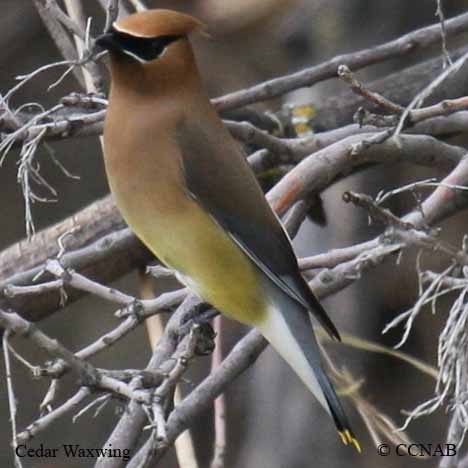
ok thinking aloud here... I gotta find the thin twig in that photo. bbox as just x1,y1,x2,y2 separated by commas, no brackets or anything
337,64,404,115
33,0,84,87
3,330,23,468
394,49,468,136
210,316,226,468
40,378,60,415
18,387,91,443
436,0,452,67
104,0,120,32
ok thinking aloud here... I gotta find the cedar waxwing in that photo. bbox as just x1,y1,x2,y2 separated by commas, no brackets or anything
96,9,360,451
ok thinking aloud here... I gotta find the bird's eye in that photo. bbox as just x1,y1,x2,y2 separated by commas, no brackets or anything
111,31,183,63
149,39,166,57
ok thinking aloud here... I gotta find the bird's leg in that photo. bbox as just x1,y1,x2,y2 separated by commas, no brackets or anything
176,300,217,355
180,301,213,326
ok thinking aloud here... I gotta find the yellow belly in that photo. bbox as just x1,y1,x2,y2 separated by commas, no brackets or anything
117,191,267,325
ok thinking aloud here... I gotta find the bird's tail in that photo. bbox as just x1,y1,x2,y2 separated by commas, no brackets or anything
256,285,361,452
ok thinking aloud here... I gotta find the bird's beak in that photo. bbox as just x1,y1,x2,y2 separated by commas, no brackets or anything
95,32,119,52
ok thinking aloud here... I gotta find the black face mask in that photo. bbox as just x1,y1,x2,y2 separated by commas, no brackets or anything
96,29,182,62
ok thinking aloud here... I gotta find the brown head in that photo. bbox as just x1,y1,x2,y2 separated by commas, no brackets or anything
96,9,207,96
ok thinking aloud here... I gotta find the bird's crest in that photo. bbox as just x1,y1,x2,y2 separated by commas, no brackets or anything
113,9,208,39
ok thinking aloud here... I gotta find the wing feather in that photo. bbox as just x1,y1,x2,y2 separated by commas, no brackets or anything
175,116,340,340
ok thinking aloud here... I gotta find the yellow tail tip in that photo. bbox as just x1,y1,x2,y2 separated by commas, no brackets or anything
338,430,362,453
351,438,362,453
338,431,348,445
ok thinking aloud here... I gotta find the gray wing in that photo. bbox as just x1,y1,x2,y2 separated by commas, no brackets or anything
176,116,340,340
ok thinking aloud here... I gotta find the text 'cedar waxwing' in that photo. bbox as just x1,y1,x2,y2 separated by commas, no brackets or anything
96,9,361,452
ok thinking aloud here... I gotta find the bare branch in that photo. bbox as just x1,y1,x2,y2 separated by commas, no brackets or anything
104,0,120,32
127,0,147,12
267,133,465,216
17,387,91,443
436,0,452,67
3,330,23,468
32,0,84,87
210,316,226,468
213,11,468,111
337,64,404,115
96,0,129,19
394,49,468,136
342,191,414,230
63,0,104,93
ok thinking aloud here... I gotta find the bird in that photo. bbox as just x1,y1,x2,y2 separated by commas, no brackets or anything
96,9,360,452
